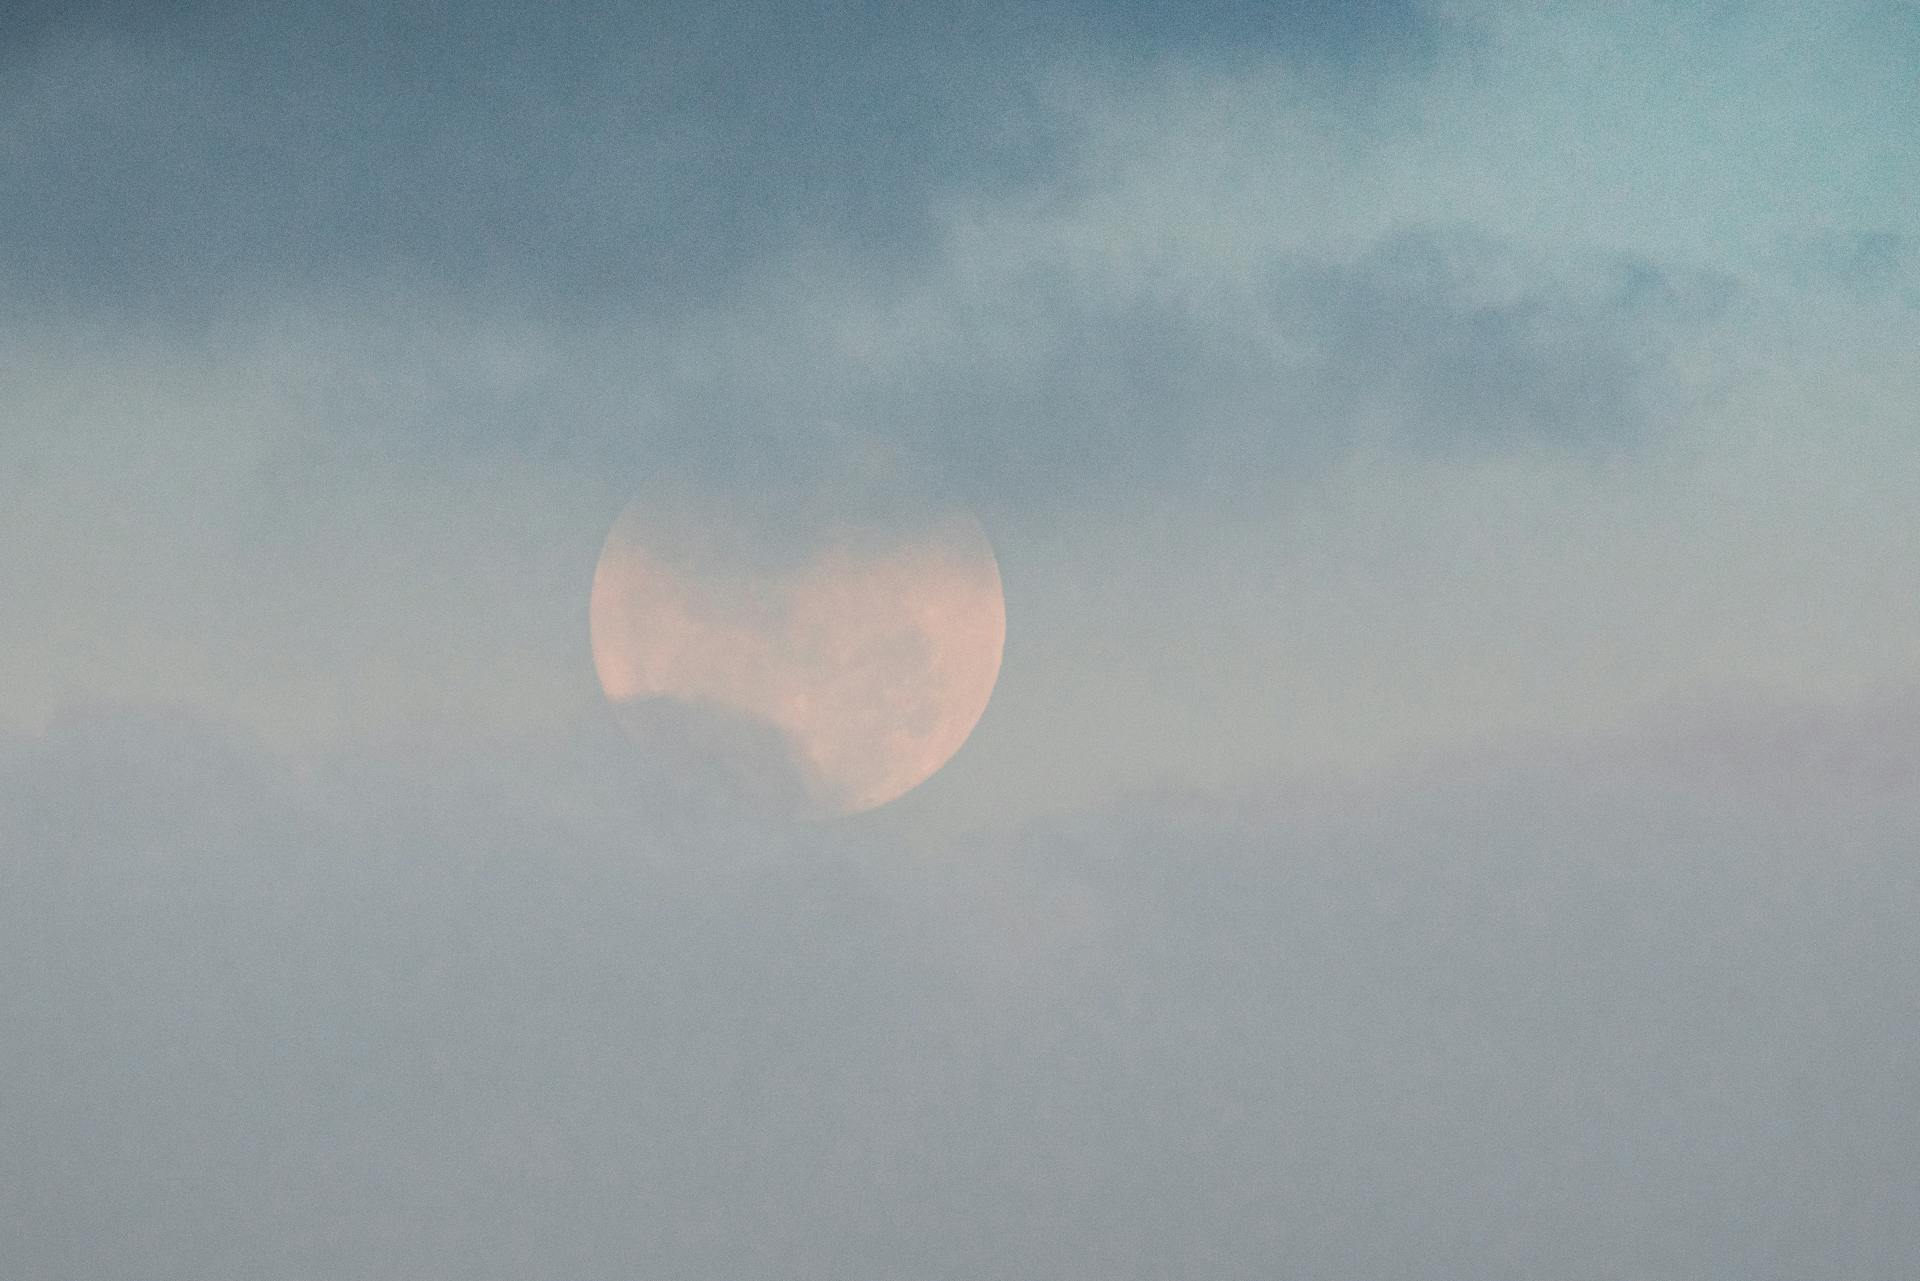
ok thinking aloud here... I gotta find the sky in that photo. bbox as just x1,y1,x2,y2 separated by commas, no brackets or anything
3,1,1918,1277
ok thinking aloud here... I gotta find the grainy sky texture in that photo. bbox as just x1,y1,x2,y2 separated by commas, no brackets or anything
4,2,1919,1278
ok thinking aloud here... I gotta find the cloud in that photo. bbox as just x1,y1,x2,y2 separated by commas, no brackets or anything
0,0,1442,324
6,6,1917,1274
5,222,1906,795
1264,232,1737,452
4,696,1917,1278
624,226,1737,522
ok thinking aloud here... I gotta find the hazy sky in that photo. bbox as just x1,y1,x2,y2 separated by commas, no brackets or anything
5,2,1918,1278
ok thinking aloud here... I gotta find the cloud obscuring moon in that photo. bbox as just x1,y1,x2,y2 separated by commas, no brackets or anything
589,462,1005,816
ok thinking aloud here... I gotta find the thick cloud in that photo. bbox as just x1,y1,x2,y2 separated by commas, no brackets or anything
0,0,1438,320
4,698,1916,1279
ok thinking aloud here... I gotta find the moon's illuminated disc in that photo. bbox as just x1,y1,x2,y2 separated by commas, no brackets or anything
589,456,1005,816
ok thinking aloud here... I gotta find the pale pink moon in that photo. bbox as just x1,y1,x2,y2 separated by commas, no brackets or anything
589,497,1006,815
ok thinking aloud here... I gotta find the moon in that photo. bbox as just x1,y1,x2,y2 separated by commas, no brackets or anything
588,454,1005,816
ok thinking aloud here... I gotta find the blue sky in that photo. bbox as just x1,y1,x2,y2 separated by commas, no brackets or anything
4,2,1918,1277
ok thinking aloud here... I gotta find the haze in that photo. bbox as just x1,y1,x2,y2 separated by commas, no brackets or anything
4,2,1918,1278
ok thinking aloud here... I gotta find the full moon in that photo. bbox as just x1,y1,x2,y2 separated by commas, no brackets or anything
588,453,1005,816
